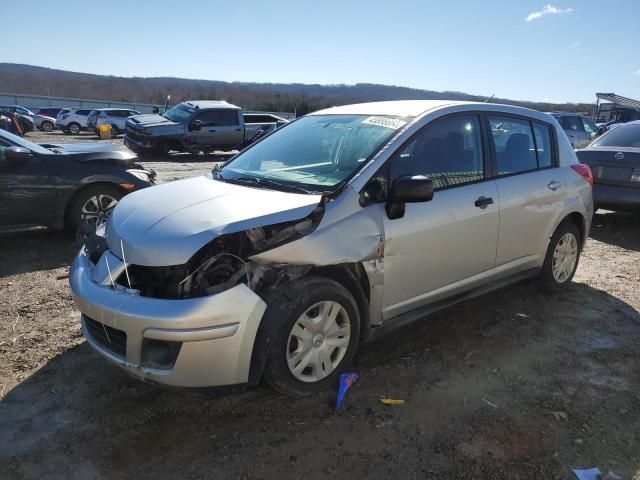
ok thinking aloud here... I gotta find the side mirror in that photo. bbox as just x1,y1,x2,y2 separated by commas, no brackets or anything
386,175,434,220
1,146,33,166
152,107,159,114
190,119,202,131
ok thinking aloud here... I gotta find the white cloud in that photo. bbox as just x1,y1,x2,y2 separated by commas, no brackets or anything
526,4,574,22
570,41,581,48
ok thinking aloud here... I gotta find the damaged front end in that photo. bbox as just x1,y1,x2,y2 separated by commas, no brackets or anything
92,203,326,300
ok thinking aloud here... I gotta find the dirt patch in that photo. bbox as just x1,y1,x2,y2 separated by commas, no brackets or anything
1,133,639,478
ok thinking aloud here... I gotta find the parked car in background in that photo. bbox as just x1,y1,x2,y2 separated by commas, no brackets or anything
71,100,593,395
36,107,64,119
550,113,600,149
87,108,141,137
0,108,35,134
576,121,640,212
124,101,288,156
0,128,155,235
0,105,56,132
56,108,92,135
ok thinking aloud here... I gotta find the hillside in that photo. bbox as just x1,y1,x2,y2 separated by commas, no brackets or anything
0,63,593,115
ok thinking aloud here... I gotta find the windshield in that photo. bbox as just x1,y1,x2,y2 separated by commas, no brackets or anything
0,129,53,154
163,104,195,123
220,114,408,192
592,124,640,148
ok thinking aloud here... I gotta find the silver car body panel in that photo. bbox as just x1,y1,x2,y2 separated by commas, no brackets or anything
105,175,322,266
71,100,593,388
70,249,266,387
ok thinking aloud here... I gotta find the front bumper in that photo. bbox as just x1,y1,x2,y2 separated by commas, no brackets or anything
69,249,267,387
594,184,640,212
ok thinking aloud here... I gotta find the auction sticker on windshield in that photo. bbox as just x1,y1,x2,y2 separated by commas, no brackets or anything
362,116,407,129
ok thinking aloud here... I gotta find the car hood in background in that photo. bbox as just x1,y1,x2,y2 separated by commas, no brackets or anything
40,142,138,165
41,142,133,154
105,176,323,266
127,114,178,128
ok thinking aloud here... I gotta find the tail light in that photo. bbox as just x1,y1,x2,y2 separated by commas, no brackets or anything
571,164,593,185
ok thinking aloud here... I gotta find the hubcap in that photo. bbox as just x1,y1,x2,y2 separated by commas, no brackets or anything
81,194,118,226
70,124,79,134
286,301,350,383
552,232,578,283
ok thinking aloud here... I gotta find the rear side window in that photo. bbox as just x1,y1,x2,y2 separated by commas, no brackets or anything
390,115,484,188
560,116,583,132
489,116,537,174
532,122,553,168
489,116,556,174
77,110,91,116
195,109,239,127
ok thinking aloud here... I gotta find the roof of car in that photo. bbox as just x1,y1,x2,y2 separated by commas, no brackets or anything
183,100,240,110
310,100,487,118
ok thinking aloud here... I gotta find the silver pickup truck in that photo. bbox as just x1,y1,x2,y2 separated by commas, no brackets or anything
124,100,288,156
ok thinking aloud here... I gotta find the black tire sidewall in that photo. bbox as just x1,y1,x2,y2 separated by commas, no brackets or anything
41,121,53,132
66,184,123,233
540,221,581,291
68,123,80,135
261,276,360,396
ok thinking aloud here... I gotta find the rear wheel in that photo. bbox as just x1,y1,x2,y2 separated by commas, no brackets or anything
66,184,123,234
261,276,360,396
68,122,81,135
110,124,119,138
539,221,581,291
41,120,53,132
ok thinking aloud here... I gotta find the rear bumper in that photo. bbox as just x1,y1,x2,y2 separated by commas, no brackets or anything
70,250,267,387
594,184,640,212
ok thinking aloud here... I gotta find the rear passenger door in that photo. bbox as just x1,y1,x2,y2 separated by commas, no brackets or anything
381,113,500,319
188,109,243,149
488,115,565,276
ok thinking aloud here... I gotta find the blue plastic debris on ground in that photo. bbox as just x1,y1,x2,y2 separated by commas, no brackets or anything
572,467,601,480
335,373,359,410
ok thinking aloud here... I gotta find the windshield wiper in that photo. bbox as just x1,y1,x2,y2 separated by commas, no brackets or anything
225,175,317,194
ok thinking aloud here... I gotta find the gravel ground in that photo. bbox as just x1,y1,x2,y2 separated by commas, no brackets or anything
0,130,639,479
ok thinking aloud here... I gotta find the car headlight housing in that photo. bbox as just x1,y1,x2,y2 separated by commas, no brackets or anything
126,169,151,182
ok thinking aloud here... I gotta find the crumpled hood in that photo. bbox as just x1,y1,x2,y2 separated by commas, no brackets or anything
105,176,322,266
127,114,177,128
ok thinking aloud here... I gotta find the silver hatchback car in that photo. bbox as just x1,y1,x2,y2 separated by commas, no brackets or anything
70,101,593,395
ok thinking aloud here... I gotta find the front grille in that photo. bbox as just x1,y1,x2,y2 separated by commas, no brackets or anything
83,316,127,358
125,127,146,143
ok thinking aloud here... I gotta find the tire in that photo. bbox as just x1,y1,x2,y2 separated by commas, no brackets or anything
110,124,119,138
68,122,81,135
261,276,360,396
539,221,581,292
66,184,123,234
41,120,53,132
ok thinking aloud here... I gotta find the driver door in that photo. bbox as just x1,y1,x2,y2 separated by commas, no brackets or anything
0,142,56,230
380,113,500,320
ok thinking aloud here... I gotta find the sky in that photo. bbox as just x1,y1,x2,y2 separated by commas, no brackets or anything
1,0,639,104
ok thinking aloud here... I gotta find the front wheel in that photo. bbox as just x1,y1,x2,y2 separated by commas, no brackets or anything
110,125,119,138
41,120,54,132
539,221,581,291
68,122,81,135
262,276,360,396
66,184,123,234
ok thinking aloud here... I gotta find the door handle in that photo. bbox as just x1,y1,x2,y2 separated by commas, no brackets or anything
207,129,217,132
474,196,494,208
235,128,242,132
547,180,562,191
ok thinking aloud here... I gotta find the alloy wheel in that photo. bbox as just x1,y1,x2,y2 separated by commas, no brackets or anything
286,301,351,383
552,232,578,283
81,194,118,227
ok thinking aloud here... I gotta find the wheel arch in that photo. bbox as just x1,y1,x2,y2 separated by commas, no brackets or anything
63,181,126,229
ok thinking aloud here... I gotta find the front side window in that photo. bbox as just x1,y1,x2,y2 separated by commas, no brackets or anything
221,114,408,192
581,117,597,134
490,116,537,174
390,115,484,188
194,109,239,127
